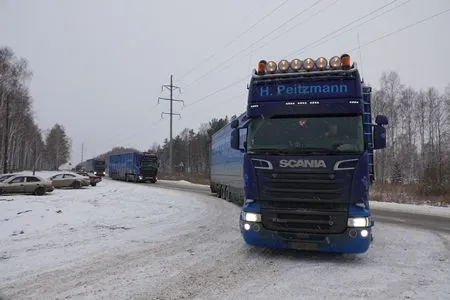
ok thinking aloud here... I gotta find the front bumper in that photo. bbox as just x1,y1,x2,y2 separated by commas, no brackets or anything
239,220,373,254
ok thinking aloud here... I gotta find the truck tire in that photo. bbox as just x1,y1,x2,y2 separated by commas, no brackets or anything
224,188,232,202
34,187,45,196
72,181,81,189
217,185,222,198
221,186,227,200
150,178,156,183
91,182,97,187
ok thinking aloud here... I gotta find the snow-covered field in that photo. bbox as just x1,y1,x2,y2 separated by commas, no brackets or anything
0,174,449,299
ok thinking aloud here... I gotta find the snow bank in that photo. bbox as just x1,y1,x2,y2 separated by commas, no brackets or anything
158,179,209,187
371,200,450,218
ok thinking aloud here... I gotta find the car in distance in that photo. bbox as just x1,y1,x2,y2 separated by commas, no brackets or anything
0,174,54,195
50,172,90,189
76,171,102,186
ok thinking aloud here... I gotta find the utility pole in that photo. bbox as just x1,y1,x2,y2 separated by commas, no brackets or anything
158,75,183,174
2,94,9,174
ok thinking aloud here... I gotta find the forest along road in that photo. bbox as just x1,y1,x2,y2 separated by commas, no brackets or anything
1,178,449,300
153,179,450,234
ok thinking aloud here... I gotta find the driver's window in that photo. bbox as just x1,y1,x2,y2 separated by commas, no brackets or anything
10,176,25,183
64,174,76,178
52,174,63,179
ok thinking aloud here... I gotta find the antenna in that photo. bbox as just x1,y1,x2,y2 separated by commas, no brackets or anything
357,32,365,82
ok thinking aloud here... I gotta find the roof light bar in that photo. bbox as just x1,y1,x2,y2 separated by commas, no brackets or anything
255,54,353,75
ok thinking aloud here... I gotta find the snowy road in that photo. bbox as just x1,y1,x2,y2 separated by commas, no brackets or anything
0,178,449,300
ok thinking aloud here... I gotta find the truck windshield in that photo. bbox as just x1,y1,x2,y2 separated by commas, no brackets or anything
247,115,364,154
142,159,157,167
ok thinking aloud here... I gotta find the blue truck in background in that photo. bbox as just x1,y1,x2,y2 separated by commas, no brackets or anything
210,54,389,253
109,152,159,183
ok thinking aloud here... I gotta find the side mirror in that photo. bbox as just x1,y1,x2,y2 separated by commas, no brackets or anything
230,119,239,129
230,128,240,150
373,125,386,149
375,114,389,126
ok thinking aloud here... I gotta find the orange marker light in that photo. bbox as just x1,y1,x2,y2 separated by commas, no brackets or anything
341,54,351,69
257,60,267,75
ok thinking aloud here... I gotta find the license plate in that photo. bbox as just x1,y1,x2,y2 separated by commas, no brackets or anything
289,242,319,251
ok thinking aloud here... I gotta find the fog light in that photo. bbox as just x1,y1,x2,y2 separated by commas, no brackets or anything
244,223,251,231
253,223,261,232
361,229,369,238
349,229,357,238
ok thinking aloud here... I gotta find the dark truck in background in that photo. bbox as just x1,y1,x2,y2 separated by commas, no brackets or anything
76,159,106,177
109,152,158,183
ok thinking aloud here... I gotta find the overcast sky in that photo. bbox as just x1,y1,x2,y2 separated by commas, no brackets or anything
1,0,449,163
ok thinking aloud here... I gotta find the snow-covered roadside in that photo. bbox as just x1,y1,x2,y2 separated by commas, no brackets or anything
157,179,209,188
370,200,450,218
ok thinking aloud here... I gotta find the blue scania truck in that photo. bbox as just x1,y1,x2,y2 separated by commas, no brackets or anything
210,54,388,253
109,152,159,183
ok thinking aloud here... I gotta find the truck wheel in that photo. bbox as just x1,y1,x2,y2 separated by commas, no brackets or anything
34,187,45,196
217,186,222,198
221,186,227,200
226,190,232,202
150,178,156,183
91,182,97,187
72,181,82,189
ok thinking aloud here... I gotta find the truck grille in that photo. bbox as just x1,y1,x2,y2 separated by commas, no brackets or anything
142,168,157,177
260,170,350,234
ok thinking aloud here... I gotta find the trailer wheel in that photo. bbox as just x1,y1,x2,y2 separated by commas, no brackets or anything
225,188,232,202
221,186,227,200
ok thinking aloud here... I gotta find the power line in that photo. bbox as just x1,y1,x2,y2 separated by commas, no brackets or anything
182,0,325,90
255,0,340,51
286,0,402,58
182,0,402,92
346,7,450,53
178,0,291,82
291,0,411,56
184,75,248,109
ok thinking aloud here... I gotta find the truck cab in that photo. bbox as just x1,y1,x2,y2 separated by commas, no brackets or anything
230,55,388,253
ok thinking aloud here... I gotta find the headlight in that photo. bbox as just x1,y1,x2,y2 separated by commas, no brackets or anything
347,217,370,228
315,57,328,70
278,59,290,72
290,59,302,71
329,56,341,69
266,61,277,73
303,58,314,71
241,212,261,222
